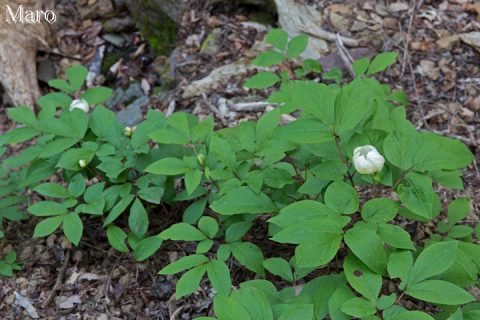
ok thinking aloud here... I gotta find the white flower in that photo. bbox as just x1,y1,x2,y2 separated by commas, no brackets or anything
69,99,89,113
124,126,133,137
78,159,87,168
353,145,385,175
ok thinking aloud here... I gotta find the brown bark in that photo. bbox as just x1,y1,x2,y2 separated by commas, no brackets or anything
0,0,54,108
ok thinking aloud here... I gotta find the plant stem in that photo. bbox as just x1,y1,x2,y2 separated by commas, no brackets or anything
334,134,355,187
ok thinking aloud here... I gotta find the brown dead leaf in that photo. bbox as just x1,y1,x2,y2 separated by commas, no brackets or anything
436,34,460,49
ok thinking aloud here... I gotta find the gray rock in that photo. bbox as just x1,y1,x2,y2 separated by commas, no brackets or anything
37,59,56,83
103,34,126,47
105,82,145,109
116,96,149,126
103,16,133,33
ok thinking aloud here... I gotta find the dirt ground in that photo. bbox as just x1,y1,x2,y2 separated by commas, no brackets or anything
0,0,479,319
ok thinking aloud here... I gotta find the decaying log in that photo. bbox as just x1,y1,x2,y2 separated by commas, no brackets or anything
0,0,54,108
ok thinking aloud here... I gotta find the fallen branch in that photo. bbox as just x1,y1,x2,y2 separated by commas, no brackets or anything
42,250,71,308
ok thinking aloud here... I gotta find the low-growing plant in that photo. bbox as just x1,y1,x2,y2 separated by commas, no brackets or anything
0,29,479,319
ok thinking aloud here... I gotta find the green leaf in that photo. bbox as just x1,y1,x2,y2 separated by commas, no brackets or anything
214,295,252,320
231,242,265,276
263,258,293,282
7,106,37,127
390,311,435,320
383,119,417,170
367,52,398,74
198,216,218,239
33,183,70,199
410,241,458,284
310,160,347,181
376,294,396,310
287,34,308,59
387,250,413,284
159,254,208,275
39,137,78,158
0,127,39,145
344,254,382,302
268,200,335,228
183,198,207,224
265,28,288,51
244,72,280,89
344,224,387,274
352,57,370,77
63,212,83,246
278,304,314,320
361,198,400,223
56,147,97,171
294,233,342,268
66,65,88,91
340,297,376,318
448,197,471,227
449,225,473,239
414,133,474,171
274,119,333,144
324,181,359,215
377,224,415,250
33,215,63,237
397,173,433,219
176,265,207,299
134,236,163,261
185,169,203,195
230,287,273,320
48,79,74,93
80,87,113,105
196,239,214,254
28,201,67,216
103,194,135,226
144,158,187,175
328,284,356,320
210,187,275,215
159,223,207,241
406,280,475,305
137,187,164,204
68,173,86,197
128,198,149,238
106,225,129,253
207,260,232,296
252,51,285,67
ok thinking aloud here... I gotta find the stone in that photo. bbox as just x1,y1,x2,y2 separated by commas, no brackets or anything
77,0,114,19
351,20,368,31
103,34,126,47
116,96,148,126
459,32,480,51
200,28,222,55
418,60,440,80
103,16,133,33
330,12,350,31
37,59,56,83
389,2,409,12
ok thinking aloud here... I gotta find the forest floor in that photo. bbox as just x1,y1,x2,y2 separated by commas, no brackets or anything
0,0,479,319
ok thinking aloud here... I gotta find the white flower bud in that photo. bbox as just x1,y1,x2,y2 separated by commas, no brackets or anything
353,145,385,175
78,159,88,168
69,99,89,113
124,126,134,137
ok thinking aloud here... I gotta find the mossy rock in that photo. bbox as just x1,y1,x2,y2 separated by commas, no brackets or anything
125,0,183,55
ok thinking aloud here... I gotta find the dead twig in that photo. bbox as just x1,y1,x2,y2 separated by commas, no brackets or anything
42,250,71,308
202,93,228,127
335,34,355,78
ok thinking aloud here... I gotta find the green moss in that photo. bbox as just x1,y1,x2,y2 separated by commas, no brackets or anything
102,51,126,74
127,0,178,55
